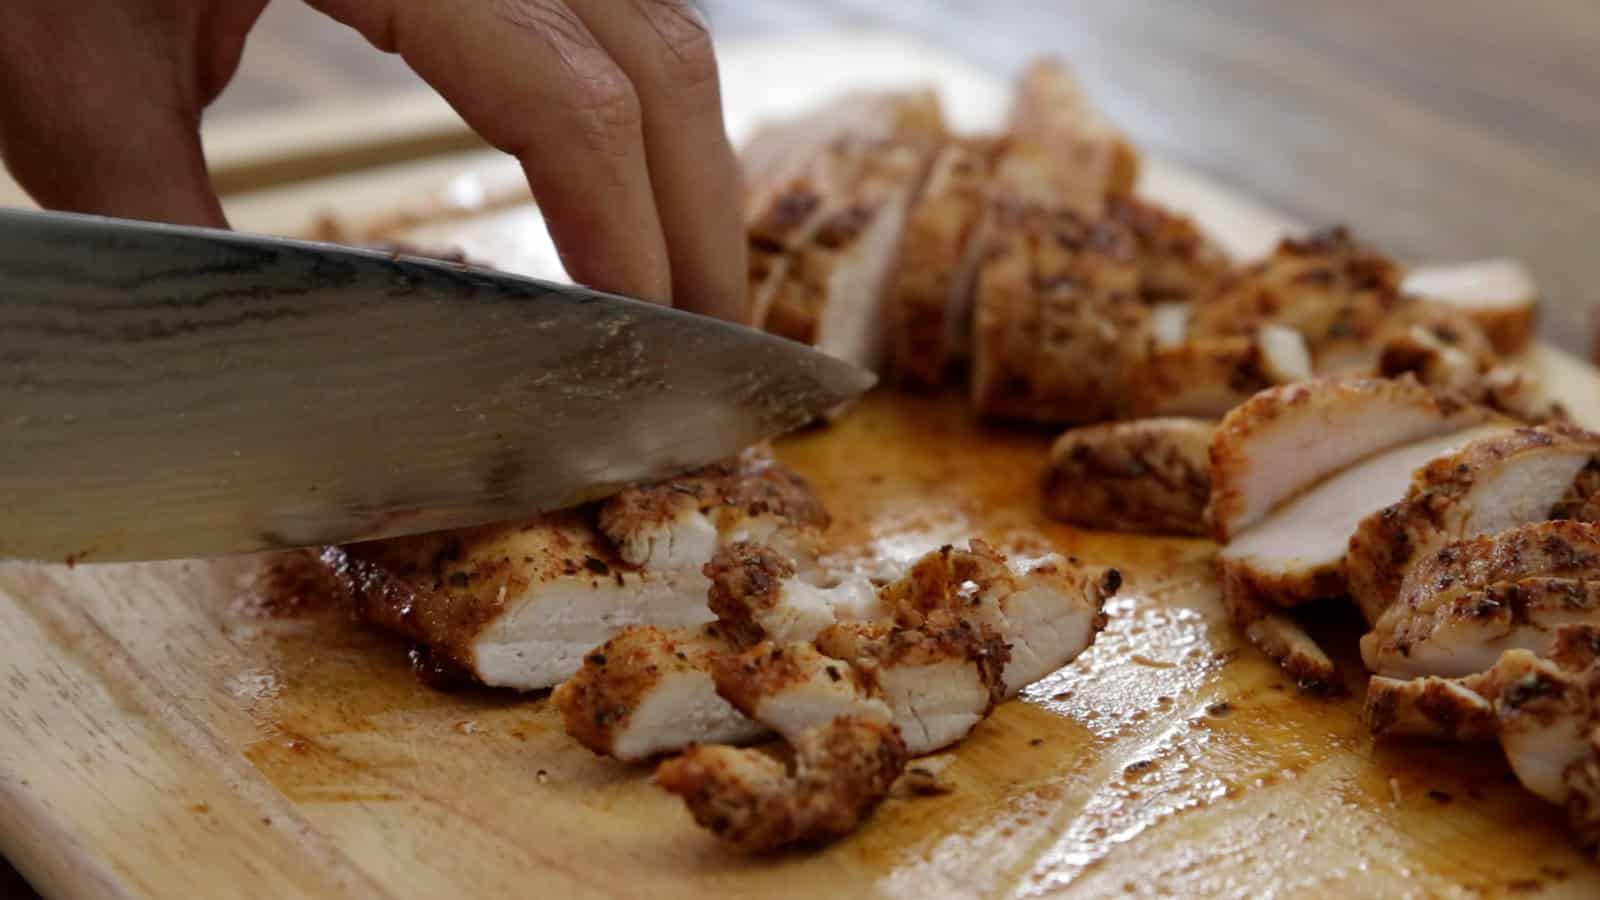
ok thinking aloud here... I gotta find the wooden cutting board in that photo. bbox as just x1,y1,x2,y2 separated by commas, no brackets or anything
4,33,1600,900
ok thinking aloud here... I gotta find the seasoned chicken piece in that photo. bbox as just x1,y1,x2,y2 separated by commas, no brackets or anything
1041,417,1214,536
1223,585,1338,690
655,716,908,852
1105,195,1229,305
888,138,1001,387
1347,426,1600,626
1220,424,1510,607
1364,673,1499,741
814,613,1008,755
1206,375,1493,541
598,448,828,572
709,641,893,743
1006,58,1140,210
1374,309,1565,424
1363,576,1600,680
1402,259,1538,355
969,201,1147,424
553,625,768,762
1123,325,1312,419
873,540,1117,695
763,140,935,375
1394,521,1600,617
332,452,827,691
705,542,885,647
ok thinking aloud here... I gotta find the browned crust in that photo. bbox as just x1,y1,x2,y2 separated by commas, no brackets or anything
324,510,619,678
1123,336,1281,419
1188,226,1405,362
969,200,1044,420
889,139,1000,388
655,716,908,852
552,624,734,759
703,542,799,648
1346,426,1600,624
1396,521,1600,615
710,641,874,719
1104,195,1229,305
1364,676,1498,741
1204,374,1480,541
1220,554,1348,611
597,448,829,557
814,612,1011,710
1366,576,1600,670
1041,418,1213,536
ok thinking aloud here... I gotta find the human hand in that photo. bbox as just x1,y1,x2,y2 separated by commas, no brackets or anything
0,1,747,320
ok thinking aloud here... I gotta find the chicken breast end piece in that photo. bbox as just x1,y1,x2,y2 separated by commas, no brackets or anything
1402,259,1538,355
1042,417,1214,536
655,715,908,852
553,624,767,762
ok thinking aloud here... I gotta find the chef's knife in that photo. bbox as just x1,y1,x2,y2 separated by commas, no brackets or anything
0,208,874,563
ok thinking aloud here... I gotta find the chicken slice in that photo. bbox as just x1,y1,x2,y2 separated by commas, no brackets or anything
1363,577,1600,680
1394,521,1600,618
1364,674,1499,741
1402,259,1538,355
709,640,893,743
813,613,1008,755
1206,375,1494,541
1150,302,1191,348
1374,309,1565,424
763,140,935,376
873,540,1117,696
969,201,1147,424
597,447,829,572
1221,579,1339,690
1123,325,1312,419
655,716,908,852
331,451,827,691
553,625,768,762
1041,417,1214,536
1105,195,1229,305
1347,426,1600,626
1006,58,1140,211
888,138,1001,387
705,542,885,647
1187,227,1406,365
1220,424,1510,609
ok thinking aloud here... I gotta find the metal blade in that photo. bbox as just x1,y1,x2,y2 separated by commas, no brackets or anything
0,208,874,562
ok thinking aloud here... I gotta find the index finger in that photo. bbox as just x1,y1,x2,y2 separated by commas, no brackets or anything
307,0,673,304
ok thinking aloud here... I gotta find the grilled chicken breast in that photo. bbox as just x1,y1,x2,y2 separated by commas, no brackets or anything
1347,426,1600,627
329,450,826,691
1206,376,1493,541
1123,326,1311,419
1042,417,1214,536
1402,259,1538,355
1006,58,1140,211
1105,195,1229,305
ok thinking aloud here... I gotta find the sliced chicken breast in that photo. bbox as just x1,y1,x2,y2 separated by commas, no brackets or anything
1123,325,1312,419
1105,195,1229,305
1006,58,1140,210
813,613,1008,755
1364,673,1499,742
332,452,827,691
553,625,768,762
888,138,1001,387
655,715,908,852
710,640,893,743
1347,426,1600,626
1042,417,1214,536
1187,227,1405,364
1403,259,1538,355
1206,375,1494,541
764,141,935,375
706,542,885,647
1394,521,1600,618
1220,423,1510,609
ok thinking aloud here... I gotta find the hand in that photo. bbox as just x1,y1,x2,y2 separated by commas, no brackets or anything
0,1,747,321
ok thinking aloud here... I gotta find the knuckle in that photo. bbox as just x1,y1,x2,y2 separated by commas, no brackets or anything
564,65,644,148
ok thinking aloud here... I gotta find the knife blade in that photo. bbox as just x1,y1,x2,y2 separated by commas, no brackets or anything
0,208,874,563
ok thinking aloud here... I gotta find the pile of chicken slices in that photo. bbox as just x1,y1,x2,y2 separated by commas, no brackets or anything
740,58,1600,849
327,448,1119,850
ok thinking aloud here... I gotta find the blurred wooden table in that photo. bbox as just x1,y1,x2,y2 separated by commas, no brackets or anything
3,1,1598,896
